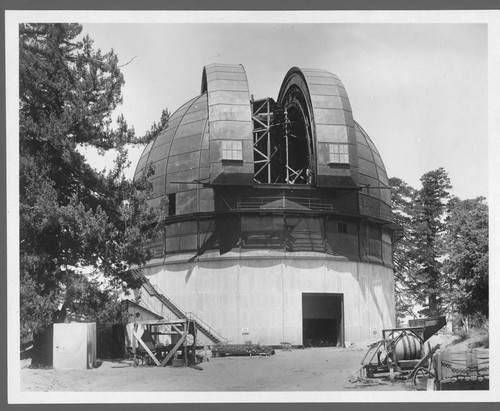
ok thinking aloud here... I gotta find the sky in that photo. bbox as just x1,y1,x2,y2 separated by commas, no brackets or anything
79,22,488,200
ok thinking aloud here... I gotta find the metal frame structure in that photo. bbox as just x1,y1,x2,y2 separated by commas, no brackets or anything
251,98,313,185
252,98,277,184
130,318,197,367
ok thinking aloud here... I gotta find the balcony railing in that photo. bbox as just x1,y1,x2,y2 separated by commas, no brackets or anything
235,195,394,222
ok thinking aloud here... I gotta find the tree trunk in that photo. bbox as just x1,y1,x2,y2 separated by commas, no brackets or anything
428,294,438,317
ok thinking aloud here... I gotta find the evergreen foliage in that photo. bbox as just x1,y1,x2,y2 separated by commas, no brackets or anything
409,168,451,316
388,177,418,320
443,197,488,321
391,169,488,323
19,23,167,359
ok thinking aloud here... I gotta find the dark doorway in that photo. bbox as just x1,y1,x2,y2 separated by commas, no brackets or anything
302,293,343,347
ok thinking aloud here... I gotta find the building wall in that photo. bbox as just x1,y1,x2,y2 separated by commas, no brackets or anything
139,254,395,346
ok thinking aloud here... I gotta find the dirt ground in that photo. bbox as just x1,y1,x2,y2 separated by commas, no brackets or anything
20,346,414,392
20,331,486,393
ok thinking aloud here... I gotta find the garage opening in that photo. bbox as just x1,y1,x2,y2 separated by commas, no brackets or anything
302,293,344,348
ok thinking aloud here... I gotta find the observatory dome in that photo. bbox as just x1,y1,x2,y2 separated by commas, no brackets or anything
131,64,397,347
135,66,391,223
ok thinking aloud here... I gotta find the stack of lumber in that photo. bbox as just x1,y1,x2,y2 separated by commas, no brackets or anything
212,343,275,357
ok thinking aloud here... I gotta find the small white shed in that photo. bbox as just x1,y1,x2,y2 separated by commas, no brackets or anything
53,322,97,370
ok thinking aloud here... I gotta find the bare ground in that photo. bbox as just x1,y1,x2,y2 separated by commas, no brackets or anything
20,330,487,393
20,346,413,392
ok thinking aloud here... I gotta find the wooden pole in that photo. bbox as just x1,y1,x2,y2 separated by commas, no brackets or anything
133,330,161,366
160,328,188,367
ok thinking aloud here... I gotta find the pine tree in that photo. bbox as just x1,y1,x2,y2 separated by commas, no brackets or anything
19,23,165,364
389,177,419,321
409,168,451,316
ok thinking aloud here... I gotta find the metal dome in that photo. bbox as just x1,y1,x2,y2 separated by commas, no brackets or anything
135,64,391,222
134,93,211,214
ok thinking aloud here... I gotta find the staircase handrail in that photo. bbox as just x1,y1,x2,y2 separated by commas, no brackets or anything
186,311,228,344
135,272,226,343
142,280,186,319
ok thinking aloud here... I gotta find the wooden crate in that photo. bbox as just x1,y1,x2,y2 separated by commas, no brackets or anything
434,349,489,390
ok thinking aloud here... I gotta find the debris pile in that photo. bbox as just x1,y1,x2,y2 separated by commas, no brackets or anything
212,343,275,357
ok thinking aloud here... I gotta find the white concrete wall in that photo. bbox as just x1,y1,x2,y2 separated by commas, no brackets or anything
139,255,395,346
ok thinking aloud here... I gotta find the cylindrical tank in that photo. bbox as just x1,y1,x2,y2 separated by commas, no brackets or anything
393,332,423,361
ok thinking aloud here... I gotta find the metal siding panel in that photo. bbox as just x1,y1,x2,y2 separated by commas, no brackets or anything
209,104,251,122
382,242,393,266
210,139,222,163
365,135,379,154
190,98,208,111
357,142,373,160
209,122,252,140
201,129,210,149
148,141,173,163
208,90,249,105
241,139,254,163
200,150,210,166
376,166,389,184
199,187,214,212
167,151,201,173
304,76,344,87
173,119,206,139
317,164,352,178
358,174,380,188
311,95,352,111
176,190,198,215
136,156,149,173
198,166,210,182
169,97,198,119
316,142,330,165
165,116,183,132
381,189,391,205
355,130,369,146
165,236,180,253
141,140,154,156
207,79,249,92
179,109,208,125
198,187,213,203
308,82,350,97
151,128,174,149
149,158,168,177
165,169,200,192
205,64,244,73
151,175,166,196
358,157,378,178
165,222,181,237
314,108,354,126
316,124,350,143
373,152,385,169
179,235,197,251
169,134,204,157
206,71,247,82
301,69,339,79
